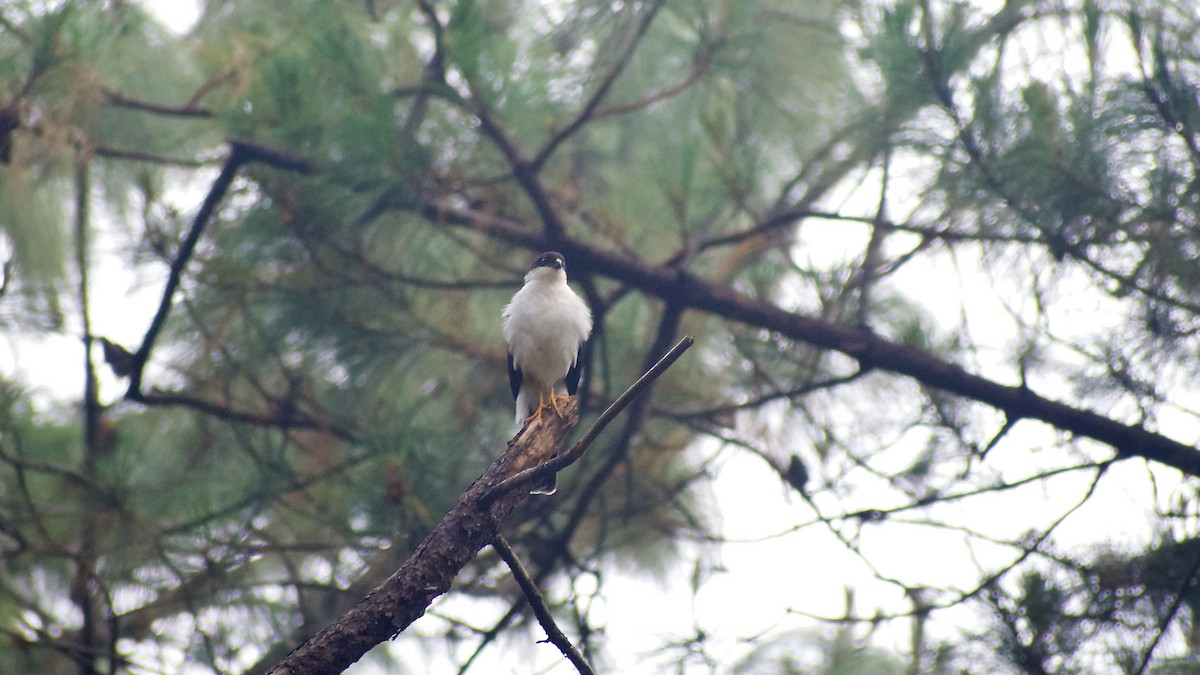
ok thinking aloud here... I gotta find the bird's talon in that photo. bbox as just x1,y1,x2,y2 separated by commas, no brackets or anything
549,394,570,418
524,405,544,426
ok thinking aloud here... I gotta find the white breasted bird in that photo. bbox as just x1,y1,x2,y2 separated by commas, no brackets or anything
502,252,592,493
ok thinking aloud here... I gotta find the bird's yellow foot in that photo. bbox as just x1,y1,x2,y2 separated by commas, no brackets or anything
523,393,573,425
547,393,571,418
524,393,551,425
524,406,545,426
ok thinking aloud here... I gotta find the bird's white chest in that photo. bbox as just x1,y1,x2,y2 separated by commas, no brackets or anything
503,281,590,387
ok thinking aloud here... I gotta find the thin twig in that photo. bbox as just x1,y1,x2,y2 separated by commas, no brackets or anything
530,0,667,171
91,143,211,168
103,89,213,118
492,535,595,675
593,47,711,119
456,603,523,675
135,390,356,441
126,138,314,399
660,368,865,421
126,148,242,398
483,335,695,504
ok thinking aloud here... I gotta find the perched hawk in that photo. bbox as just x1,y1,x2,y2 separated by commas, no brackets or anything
502,252,592,493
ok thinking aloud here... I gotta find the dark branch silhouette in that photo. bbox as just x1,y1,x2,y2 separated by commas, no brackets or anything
124,138,315,401
421,201,1200,478
492,534,595,675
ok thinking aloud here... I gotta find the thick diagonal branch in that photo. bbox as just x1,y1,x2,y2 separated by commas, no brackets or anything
265,403,578,675
266,336,695,674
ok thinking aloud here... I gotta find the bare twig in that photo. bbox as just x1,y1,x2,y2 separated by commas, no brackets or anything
126,138,315,400
91,143,211,168
457,605,523,675
135,389,356,441
661,368,866,421
530,0,667,171
125,149,240,398
593,45,712,119
103,89,213,118
492,535,595,675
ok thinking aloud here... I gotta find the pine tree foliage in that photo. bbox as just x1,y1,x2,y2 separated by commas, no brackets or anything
0,0,1199,672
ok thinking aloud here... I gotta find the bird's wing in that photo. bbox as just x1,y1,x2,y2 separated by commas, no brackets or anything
564,341,585,395
507,352,523,400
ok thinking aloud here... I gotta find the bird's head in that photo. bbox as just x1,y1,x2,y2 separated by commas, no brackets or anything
525,251,568,284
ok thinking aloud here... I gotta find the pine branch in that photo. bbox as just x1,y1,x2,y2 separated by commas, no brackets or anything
530,0,667,172
264,402,579,675
1131,542,1200,674
424,201,1200,478
90,143,211,167
124,138,314,401
103,88,214,118
491,535,595,675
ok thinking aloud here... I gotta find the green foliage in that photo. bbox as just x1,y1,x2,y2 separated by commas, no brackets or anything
1,0,1200,673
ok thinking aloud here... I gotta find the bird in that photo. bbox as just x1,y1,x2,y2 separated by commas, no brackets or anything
502,251,592,494
99,337,137,378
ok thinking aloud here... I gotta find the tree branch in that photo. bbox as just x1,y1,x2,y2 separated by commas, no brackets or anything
134,389,356,442
530,0,667,172
125,138,315,401
265,402,580,675
592,44,712,119
1132,539,1200,674
90,142,211,168
491,534,595,675
103,88,214,118
422,201,1200,478
660,367,866,421
452,3,664,243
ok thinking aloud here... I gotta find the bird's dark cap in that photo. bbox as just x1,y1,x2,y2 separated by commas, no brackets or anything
532,251,565,271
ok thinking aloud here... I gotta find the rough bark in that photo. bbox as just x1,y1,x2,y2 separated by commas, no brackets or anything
265,401,578,675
